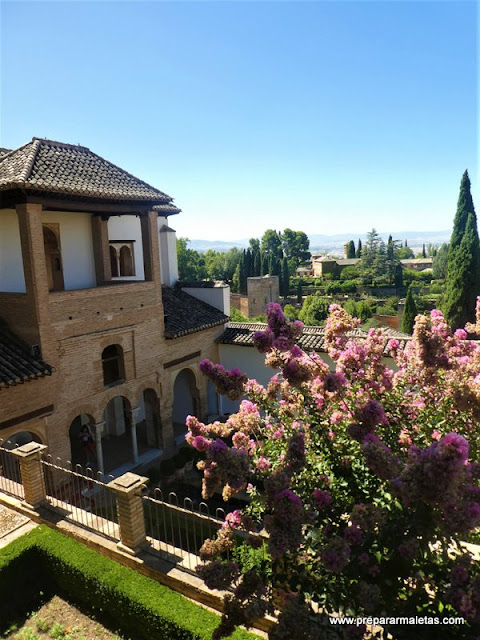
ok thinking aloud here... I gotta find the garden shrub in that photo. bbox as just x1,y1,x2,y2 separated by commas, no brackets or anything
0,526,258,640
186,302,480,640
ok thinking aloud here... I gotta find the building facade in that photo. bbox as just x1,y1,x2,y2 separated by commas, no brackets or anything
0,138,228,474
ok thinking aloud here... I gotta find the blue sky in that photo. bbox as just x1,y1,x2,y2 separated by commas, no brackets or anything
1,1,477,241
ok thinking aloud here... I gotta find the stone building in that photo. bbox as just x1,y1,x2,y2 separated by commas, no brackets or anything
0,138,228,474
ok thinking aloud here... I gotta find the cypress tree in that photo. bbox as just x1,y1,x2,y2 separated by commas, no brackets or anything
254,250,261,276
422,244,426,258
297,280,303,304
261,253,268,276
239,253,247,294
281,257,290,297
357,239,362,258
450,170,476,251
346,240,356,259
443,171,480,329
443,213,480,329
401,286,417,334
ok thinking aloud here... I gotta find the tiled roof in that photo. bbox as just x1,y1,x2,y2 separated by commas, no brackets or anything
162,287,229,339
217,322,411,356
0,326,53,389
153,203,181,215
0,138,178,205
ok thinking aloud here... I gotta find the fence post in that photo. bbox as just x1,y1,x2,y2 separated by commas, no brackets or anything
12,442,48,509
108,472,148,555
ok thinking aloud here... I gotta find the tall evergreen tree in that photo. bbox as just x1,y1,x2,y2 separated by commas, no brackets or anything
239,253,247,294
357,239,362,258
401,286,418,334
281,257,290,297
346,240,356,259
261,253,268,276
443,171,480,329
450,170,476,251
253,250,261,276
297,281,303,304
443,213,480,329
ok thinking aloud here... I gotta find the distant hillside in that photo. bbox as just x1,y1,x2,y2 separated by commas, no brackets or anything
187,230,451,255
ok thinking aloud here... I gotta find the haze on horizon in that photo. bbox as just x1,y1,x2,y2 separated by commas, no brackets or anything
1,1,477,241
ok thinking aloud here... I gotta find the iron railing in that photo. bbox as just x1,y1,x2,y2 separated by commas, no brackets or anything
0,438,24,499
143,488,229,572
42,456,120,541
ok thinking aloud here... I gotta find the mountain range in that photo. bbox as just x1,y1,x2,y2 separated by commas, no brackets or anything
187,230,451,256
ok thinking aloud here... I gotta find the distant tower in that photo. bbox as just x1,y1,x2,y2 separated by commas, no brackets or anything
343,243,349,259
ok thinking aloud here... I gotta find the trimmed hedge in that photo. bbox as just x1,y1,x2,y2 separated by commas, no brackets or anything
0,526,258,640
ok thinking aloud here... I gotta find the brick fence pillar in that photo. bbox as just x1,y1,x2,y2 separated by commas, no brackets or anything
12,442,48,509
108,472,148,555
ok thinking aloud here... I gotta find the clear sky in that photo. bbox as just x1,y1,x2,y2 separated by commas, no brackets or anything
1,1,477,242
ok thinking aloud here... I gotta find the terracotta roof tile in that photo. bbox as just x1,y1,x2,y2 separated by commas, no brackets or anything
0,138,178,206
217,322,411,356
0,326,53,389
162,287,228,338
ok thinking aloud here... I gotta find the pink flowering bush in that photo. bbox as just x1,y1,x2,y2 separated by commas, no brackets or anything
188,302,480,640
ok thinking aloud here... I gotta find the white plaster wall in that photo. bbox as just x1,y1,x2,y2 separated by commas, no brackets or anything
172,369,195,424
107,216,145,280
158,216,179,287
42,211,96,290
0,209,26,292
182,286,230,315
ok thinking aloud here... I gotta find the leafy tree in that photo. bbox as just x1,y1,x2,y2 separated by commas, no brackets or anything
283,303,298,320
281,229,311,266
298,295,329,325
443,213,480,329
359,228,387,282
261,229,282,259
176,238,207,281
346,240,356,259
396,246,415,260
248,237,260,253
229,306,248,322
401,286,418,334
432,243,449,280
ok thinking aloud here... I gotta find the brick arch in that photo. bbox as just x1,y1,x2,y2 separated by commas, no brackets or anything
64,404,102,427
171,364,200,390
134,379,161,403
102,387,136,409
0,426,46,447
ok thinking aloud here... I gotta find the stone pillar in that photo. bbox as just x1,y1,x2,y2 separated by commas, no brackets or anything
12,442,48,509
128,408,140,464
140,211,162,284
107,472,148,554
91,216,112,285
16,203,51,349
93,421,105,474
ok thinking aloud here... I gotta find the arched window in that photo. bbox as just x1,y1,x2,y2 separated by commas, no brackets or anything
102,344,125,386
43,225,64,291
120,245,134,276
110,245,119,277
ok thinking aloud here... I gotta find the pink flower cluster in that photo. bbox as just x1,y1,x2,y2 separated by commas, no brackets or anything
199,359,248,401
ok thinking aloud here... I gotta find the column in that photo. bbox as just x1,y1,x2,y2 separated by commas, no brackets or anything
107,472,148,555
91,215,112,285
12,442,48,509
128,407,141,464
140,211,162,284
93,421,105,474
16,203,51,348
